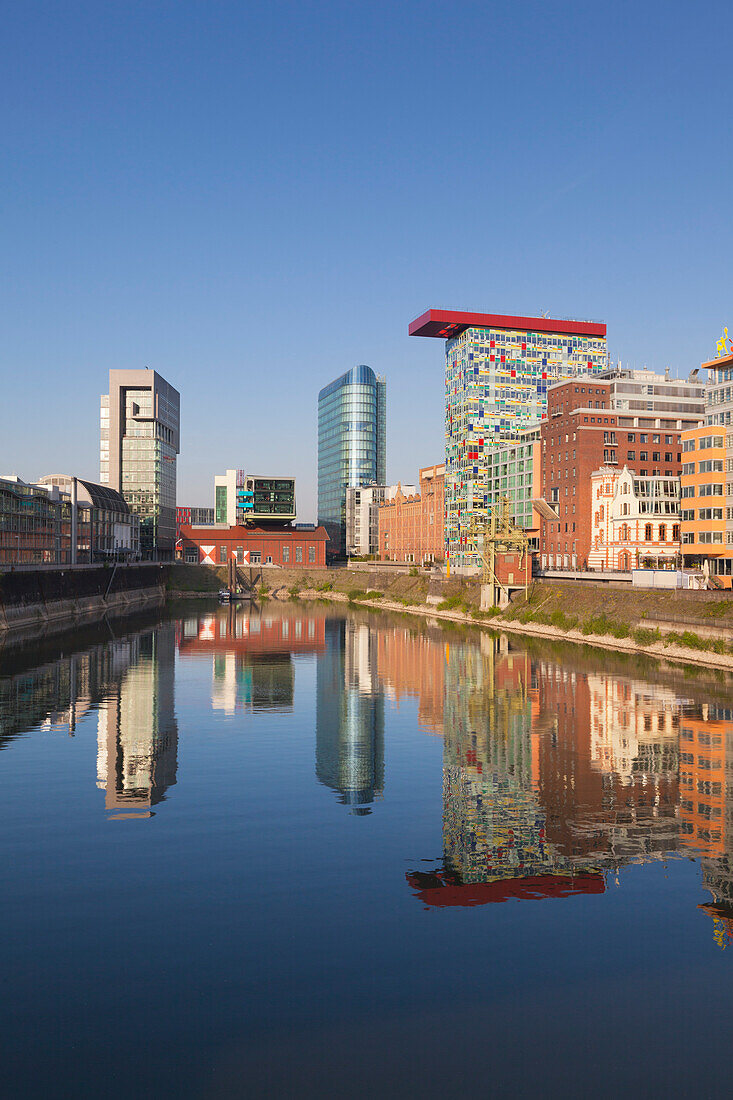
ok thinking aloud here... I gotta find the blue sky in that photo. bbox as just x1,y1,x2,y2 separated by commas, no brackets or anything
2,0,732,521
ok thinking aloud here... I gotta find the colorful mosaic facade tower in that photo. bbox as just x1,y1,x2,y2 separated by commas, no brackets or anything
409,310,608,568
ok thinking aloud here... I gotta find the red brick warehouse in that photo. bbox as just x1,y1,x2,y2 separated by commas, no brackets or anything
179,524,329,568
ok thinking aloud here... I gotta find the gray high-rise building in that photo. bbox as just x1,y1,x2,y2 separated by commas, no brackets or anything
317,365,386,559
100,370,180,558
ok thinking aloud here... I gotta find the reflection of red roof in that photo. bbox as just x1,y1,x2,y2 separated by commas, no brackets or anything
406,869,605,907
409,309,606,340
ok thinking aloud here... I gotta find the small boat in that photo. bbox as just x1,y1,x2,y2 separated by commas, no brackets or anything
218,589,231,603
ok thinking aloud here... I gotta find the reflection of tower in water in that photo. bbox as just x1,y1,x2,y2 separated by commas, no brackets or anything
408,635,604,905
96,622,178,820
316,619,384,815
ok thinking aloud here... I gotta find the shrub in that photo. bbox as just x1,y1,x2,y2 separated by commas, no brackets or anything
409,565,418,576
633,627,661,646
436,594,463,611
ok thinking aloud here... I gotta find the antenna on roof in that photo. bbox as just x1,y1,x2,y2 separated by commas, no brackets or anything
540,309,550,317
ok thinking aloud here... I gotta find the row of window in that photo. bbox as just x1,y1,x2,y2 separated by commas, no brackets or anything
213,544,317,564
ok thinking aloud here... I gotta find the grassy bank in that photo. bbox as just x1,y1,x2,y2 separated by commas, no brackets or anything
295,580,733,671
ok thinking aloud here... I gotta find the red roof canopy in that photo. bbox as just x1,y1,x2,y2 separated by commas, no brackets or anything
409,308,606,340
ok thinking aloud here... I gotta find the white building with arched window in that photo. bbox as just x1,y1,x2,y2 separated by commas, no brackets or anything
588,466,681,571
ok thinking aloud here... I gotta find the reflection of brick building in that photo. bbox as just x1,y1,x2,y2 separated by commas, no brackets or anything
176,606,327,717
374,623,445,734
378,464,445,564
176,606,326,657
536,662,681,864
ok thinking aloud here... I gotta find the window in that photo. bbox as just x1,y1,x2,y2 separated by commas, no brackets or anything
627,450,636,461
295,546,303,563
640,451,648,461
251,551,261,564
282,545,290,563
219,545,227,563
652,452,660,461
682,462,695,475
659,524,666,542
308,546,316,563
645,523,652,541
627,433,635,442
265,555,273,565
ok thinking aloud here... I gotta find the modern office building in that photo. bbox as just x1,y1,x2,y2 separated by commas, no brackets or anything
680,347,733,584
345,482,414,558
0,475,70,564
214,470,296,526
100,370,180,558
540,367,705,570
485,426,542,545
318,366,386,559
378,465,445,564
0,474,138,564
409,309,608,569
38,475,140,560
176,506,214,535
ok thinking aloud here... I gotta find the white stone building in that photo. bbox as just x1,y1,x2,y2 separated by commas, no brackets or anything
588,465,681,572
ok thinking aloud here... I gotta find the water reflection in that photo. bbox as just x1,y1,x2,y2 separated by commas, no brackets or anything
177,604,325,715
316,620,385,814
96,624,178,820
3,603,733,935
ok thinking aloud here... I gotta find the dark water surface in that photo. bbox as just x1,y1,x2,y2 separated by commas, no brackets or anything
2,602,733,1098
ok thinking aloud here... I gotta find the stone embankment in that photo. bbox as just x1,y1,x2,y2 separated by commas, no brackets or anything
263,571,733,673
0,565,167,643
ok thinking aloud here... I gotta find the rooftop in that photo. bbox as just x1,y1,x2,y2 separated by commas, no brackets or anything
409,308,606,340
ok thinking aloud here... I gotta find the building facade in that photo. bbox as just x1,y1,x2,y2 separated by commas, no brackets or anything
317,365,386,559
409,309,608,568
179,523,328,568
378,464,445,564
485,427,542,546
540,368,705,570
1,474,138,565
587,466,681,572
37,475,140,560
345,483,415,558
214,470,296,526
176,507,215,534
100,370,180,558
680,349,733,584
0,476,70,564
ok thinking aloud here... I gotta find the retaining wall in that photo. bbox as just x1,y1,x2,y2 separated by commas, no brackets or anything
0,565,167,639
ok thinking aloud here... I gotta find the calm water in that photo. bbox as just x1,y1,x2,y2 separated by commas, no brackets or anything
2,602,733,1098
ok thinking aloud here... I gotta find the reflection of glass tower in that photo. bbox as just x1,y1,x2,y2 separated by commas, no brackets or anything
96,622,178,819
316,619,385,814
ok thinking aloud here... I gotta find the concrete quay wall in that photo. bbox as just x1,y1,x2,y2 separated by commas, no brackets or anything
0,564,167,639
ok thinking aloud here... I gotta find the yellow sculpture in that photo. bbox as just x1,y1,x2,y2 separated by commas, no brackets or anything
716,326,732,358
